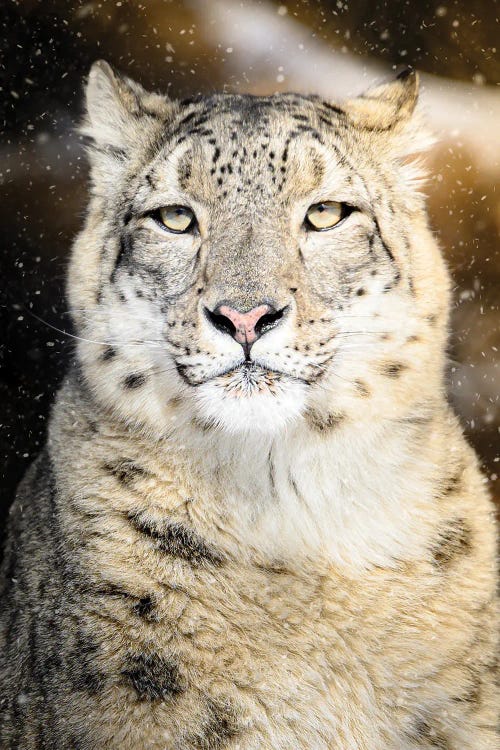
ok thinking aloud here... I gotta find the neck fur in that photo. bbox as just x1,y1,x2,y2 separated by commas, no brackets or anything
58,374,442,574
167,413,441,573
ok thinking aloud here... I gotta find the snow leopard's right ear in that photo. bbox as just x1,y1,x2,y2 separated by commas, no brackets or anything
81,60,174,155
343,68,420,131
343,67,435,167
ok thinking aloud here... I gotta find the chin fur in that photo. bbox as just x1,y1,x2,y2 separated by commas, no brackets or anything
194,367,307,434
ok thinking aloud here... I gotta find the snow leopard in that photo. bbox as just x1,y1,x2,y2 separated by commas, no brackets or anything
0,61,498,749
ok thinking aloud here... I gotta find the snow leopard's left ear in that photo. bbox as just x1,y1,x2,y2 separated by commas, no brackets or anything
343,68,434,155
81,60,174,154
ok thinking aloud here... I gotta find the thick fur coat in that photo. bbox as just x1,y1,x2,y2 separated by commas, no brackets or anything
0,62,498,749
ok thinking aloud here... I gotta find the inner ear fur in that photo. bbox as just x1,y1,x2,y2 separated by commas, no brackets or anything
81,60,175,152
343,68,419,131
342,68,435,171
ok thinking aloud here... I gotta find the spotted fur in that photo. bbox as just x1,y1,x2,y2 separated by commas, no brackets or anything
0,61,497,749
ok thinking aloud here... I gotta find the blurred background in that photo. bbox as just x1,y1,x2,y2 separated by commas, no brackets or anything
1,0,499,543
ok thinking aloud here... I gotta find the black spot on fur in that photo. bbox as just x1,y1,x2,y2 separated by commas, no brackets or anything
96,585,159,622
412,720,450,749
104,459,150,487
123,372,147,389
453,670,482,704
354,379,370,397
175,361,193,385
99,345,117,362
383,270,402,292
318,114,337,128
184,698,240,749
191,416,217,433
128,513,224,566
122,653,185,701
176,110,198,127
87,418,99,434
306,410,345,433
432,518,472,568
133,596,157,621
441,466,464,496
381,362,407,378
320,101,345,117
178,162,192,190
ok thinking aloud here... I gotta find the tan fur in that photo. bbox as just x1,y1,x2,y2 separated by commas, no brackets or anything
0,62,498,749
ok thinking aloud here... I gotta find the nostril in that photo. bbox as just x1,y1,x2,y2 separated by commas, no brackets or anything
204,302,289,350
203,307,237,338
255,305,289,337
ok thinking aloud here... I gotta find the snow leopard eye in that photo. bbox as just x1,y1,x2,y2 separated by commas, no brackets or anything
156,205,196,233
305,202,350,231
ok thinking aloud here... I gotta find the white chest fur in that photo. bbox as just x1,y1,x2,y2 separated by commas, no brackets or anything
186,418,441,572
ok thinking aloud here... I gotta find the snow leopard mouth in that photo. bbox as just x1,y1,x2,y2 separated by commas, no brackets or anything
175,359,306,389
223,361,283,383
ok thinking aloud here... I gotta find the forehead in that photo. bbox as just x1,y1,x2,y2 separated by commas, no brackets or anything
173,92,323,141
150,94,345,204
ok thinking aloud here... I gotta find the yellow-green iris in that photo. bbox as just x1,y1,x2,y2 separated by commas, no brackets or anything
159,205,196,233
306,202,344,231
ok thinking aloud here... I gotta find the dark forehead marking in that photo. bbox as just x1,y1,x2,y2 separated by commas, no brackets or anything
160,98,339,180
146,93,371,206
166,92,321,140
167,102,328,199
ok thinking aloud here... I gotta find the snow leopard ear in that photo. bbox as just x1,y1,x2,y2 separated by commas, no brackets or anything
343,68,419,130
344,68,435,165
81,60,173,154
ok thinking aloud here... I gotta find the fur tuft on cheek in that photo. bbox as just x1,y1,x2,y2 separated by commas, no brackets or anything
392,110,436,194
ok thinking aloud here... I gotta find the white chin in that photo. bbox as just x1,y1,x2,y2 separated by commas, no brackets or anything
194,373,306,435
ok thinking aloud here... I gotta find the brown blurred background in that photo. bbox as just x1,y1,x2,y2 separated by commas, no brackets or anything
1,0,499,543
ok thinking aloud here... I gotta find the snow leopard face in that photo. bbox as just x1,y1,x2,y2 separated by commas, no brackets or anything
69,62,449,436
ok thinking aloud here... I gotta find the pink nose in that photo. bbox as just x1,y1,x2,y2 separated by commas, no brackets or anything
217,304,272,345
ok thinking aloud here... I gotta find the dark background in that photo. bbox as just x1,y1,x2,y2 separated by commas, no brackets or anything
1,0,499,549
